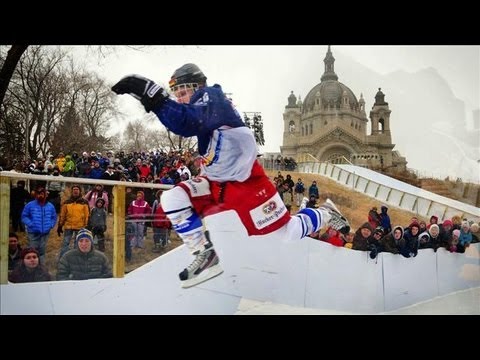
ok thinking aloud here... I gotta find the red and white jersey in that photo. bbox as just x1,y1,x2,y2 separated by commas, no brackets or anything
200,126,257,182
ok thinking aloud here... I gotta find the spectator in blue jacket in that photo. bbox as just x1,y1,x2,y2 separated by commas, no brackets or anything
379,205,392,234
21,186,57,263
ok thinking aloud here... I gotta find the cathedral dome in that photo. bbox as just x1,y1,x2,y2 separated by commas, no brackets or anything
302,80,359,113
302,46,358,114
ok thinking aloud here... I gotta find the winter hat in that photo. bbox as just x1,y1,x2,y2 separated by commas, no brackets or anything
409,221,420,232
374,226,384,235
429,224,440,236
360,222,373,232
418,231,430,242
452,229,461,238
76,228,93,243
451,215,462,225
471,223,479,233
442,219,453,228
20,247,39,259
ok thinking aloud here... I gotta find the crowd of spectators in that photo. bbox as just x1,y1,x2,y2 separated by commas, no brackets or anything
311,206,479,259
5,152,479,284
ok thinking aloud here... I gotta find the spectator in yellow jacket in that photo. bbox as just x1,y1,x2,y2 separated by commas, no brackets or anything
57,184,90,258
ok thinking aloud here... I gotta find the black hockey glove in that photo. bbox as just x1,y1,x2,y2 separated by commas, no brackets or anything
111,75,168,112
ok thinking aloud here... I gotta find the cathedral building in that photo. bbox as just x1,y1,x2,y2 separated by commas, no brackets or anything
280,46,407,172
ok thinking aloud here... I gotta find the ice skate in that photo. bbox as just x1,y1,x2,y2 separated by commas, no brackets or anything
319,198,350,234
179,240,223,288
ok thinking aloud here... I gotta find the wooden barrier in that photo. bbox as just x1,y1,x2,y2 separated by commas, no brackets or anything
0,172,172,284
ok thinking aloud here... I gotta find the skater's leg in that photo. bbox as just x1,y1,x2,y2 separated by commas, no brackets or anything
161,186,209,254
161,186,223,287
288,198,350,240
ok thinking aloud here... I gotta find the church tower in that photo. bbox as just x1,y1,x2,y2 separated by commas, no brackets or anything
280,46,407,171
369,88,392,141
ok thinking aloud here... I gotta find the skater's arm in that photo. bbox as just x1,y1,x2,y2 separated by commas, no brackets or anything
153,86,245,137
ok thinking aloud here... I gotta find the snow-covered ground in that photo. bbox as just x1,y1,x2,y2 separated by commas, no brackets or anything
236,287,480,315
384,287,479,315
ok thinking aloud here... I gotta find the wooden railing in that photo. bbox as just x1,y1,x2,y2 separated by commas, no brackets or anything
0,171,173,284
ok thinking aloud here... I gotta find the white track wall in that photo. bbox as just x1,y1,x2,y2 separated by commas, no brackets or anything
1,211,479,314
299,163,480,223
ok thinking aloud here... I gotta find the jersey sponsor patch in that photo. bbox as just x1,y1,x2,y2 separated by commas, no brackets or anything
250,192,287,230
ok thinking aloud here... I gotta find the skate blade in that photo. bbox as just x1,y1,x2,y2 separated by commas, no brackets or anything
181,264,224,289
324,199,350,234
324,198,341,214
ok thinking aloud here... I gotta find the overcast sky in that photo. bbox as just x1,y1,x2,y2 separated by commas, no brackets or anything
69,45,480,181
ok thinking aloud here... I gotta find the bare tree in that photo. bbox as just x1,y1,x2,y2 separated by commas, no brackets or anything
0,45,28,107
1,45,178,166
78,73,118,138
7,46,66,160
108,132,129,153
124,119,147,152
0,45,138,109
1,46,118,163
120,116,198,153
0,93,24,162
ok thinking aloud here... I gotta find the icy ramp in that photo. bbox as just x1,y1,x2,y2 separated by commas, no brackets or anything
235,298,357,315
385,287,480,315
2,211,479,314
235,288,480,315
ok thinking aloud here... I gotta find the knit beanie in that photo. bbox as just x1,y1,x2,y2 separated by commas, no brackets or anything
442,219,453,227
20,247,39,259
76,228,93,243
